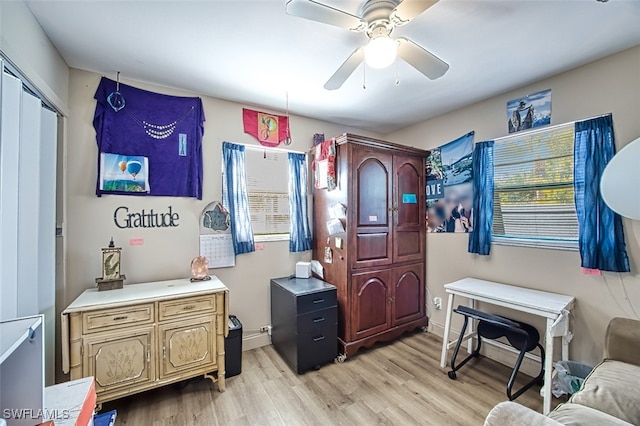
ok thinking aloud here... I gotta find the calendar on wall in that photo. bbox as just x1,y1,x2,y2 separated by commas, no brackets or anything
199,201,235,268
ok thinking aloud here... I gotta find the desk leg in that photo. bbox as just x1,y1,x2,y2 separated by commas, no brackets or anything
543,317,554,415
440,294,455,368
467,297,475,354
561,336,570,361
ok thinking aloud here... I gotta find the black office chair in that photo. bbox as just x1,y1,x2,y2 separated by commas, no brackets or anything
447,305,545,401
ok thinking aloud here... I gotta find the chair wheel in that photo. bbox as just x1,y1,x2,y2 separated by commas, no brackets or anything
448,371,457,380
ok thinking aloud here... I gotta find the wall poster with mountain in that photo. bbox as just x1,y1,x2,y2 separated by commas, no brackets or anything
507,89,552,134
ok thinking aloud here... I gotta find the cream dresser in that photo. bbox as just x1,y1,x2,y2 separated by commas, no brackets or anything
61,278,228,407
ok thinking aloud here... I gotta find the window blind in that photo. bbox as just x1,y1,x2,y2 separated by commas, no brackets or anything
493,124,579,250
244,149,290,238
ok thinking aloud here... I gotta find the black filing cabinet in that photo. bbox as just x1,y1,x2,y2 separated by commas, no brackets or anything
270,277,337,374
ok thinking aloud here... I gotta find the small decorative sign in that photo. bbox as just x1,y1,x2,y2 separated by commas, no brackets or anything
114,206,179,229
403,193,417,204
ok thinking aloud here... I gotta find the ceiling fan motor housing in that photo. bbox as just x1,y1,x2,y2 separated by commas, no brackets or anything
359,0,400,31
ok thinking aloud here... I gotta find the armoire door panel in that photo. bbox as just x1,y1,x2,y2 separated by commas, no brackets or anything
355,156,391,228
395,160,422,226
351,270,392,340
352,148,393,269
392,263,425,326
393,155,426,263
355,232,390,262
395,231,421,258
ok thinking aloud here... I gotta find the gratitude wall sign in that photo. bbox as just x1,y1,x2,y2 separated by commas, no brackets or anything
114,206,179,229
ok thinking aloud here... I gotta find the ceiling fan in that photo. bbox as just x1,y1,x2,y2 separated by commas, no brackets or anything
285,0,450,90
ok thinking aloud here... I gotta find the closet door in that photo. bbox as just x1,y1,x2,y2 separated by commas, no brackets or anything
351,147,392,269
393,155,425,263
0,71,21,321
0,65,58,384
17,90,42,317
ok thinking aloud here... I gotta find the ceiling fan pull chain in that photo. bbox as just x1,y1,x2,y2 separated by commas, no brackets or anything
362,64,366,90
395,58,400,85
283,91,292,145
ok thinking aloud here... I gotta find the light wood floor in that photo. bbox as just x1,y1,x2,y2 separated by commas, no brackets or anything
103,332,551,425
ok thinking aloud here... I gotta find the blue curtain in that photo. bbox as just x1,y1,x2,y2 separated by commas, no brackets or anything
468,141,494,255
288,153,313,252
222,142,255,255
574,115,629,272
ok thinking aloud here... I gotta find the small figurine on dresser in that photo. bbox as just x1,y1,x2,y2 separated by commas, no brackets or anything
95,238,126,291
190,255,211,282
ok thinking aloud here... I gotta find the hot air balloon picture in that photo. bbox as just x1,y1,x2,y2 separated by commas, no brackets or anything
100,152,150,193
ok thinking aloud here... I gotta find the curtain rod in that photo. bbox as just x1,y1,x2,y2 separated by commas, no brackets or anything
493,112,612,143
240,142,306,155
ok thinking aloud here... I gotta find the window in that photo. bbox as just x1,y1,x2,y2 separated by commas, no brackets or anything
244,148,290,241
492,124,579,250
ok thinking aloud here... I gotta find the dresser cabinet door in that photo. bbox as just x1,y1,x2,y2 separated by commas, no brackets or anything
158,316,216,379
84,326,155,396
351,269,392,340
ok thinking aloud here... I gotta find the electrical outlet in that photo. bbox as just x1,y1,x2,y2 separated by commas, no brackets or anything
433,297,442,310
260,325,270,333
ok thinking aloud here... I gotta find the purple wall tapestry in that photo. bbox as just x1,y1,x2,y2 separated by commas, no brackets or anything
93,77,205,199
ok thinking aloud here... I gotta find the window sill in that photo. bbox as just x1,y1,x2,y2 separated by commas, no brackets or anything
254,234,289,243
492,236,579,251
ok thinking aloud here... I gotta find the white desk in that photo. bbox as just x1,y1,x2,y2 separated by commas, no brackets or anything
439,278,575,414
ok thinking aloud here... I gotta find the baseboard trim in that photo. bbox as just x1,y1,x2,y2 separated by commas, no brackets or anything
242,333,271,351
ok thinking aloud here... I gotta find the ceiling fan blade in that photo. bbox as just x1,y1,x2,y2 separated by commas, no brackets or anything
397,37,449,80
391,0,438,26
324,47,365,90
286,0,366,31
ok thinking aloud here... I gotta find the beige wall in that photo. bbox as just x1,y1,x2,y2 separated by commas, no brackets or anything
389,45,640,367
64,68,381,366
0,1,69,113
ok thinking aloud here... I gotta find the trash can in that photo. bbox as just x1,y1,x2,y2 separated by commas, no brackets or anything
552,360,594,397
225,315,242,378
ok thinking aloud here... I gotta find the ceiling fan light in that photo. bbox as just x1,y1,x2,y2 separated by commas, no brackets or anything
364,36,397,69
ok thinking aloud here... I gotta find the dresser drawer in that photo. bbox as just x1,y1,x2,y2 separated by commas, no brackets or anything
296,290,337,314
82,303,154,334
158,295,216,321
297,308,338,334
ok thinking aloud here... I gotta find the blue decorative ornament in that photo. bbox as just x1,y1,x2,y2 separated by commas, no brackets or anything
107,91,126,112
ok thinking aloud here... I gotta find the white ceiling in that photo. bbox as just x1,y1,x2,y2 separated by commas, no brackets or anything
26,0,640,134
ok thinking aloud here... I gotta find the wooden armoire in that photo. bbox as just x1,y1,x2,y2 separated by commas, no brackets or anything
312,133,428,359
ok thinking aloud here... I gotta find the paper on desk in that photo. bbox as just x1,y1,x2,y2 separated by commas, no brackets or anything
310,260,324,278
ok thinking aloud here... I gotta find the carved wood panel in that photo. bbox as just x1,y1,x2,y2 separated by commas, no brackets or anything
84,325,155,395
159,316,216,378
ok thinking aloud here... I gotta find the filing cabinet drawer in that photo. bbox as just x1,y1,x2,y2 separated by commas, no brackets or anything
82,303,154,334
158,295,216,321
297,327,338,373
296,290,337,314
297,308,338,334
